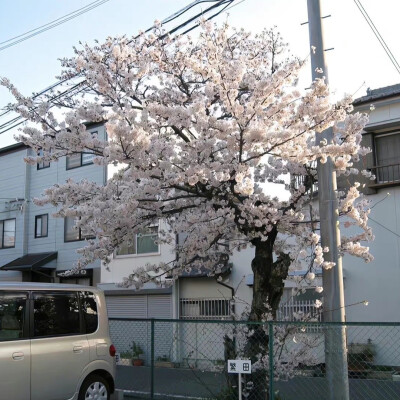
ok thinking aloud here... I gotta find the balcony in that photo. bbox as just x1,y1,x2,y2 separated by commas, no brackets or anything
291,161,318,195
369,163,400,188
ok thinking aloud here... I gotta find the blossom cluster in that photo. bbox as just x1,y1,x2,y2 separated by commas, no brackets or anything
1,21,371,292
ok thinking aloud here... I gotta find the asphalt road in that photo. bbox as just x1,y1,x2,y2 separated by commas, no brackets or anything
115,366,400,399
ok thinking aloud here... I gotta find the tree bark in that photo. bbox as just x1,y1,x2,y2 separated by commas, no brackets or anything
249,235,291,321
245,232,291,400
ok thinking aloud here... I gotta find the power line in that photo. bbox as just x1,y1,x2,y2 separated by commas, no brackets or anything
0,81,87,135
0,0,239,136
353,0,400,75
0,0,111,52
0,0,222,119
369,216,400,238
161,0,235,38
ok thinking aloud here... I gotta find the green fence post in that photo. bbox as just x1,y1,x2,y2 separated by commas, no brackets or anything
151,319,155,399
269,322,274,400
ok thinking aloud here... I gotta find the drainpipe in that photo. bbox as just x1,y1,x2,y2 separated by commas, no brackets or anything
216,276,237,389
216,279,235,315
22,148,31,256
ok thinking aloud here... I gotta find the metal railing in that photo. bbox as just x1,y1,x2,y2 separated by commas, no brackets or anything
290,161,318,194
369,164,400,186
277,299,323,322
180,298,233,320
109,318,400,400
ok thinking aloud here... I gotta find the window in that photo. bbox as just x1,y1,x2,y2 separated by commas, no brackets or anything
80,292,98,334
35,214,48,238
180,298,232,320
66,152,95,169
374,132,400,183
0,293,27,341
33,292,80,337
66,132,97,170
116,226,159,256
0,219,16,249
37,149,50,170
64,217,94,242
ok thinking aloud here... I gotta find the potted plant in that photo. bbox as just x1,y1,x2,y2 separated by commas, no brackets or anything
155,355,175,368
119,350,133,366
392,371,400,381
130,341,145,366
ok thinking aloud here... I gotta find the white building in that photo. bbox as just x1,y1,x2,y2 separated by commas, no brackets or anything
0,122,107,285
343,84,400,323
100,221,251,320
100,224,323,322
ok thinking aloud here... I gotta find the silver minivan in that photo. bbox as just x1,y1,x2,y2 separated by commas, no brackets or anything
0,282,116,400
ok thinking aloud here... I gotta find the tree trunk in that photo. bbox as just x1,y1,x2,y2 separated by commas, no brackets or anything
249,236,291,321
245,234,291,400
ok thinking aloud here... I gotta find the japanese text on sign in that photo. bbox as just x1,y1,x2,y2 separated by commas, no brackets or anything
227,359,252,374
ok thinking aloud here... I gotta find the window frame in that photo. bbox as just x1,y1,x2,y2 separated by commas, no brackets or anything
0,291,29,342
0,218,16,249
37,149,50,170
64,216,95,243
34,214,48,239
66,131,98,170
31,291,82,338
29,291,98,339
116,225,160,257
373,131,400,184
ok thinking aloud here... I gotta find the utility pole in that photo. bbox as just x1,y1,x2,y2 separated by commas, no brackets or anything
306,1,349,399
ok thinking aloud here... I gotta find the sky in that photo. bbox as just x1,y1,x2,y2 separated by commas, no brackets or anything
0,0,399,148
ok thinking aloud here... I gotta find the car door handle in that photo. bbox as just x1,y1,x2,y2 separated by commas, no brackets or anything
12,352,24,360
73,346,83,353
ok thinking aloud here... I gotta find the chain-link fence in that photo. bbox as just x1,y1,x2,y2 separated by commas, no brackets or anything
109,318,400,400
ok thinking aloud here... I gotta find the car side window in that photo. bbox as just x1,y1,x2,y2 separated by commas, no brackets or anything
33,292,80,337
0,293,27,341
80,291,98,334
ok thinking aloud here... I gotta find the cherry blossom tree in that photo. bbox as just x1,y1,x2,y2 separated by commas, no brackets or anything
1,21,372,322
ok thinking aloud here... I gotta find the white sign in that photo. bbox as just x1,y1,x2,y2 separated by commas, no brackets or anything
227,359,252,374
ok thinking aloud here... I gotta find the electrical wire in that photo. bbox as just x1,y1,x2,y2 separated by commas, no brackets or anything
0,0,111,52
0,0,240,135
369,216,400,238
353,0,400,75
0,1,228,120
0,81,88,135
161,0,235,38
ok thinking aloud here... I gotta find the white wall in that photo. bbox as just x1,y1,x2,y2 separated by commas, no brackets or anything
343,96,400,322
342,187,400,322
101,220,176,284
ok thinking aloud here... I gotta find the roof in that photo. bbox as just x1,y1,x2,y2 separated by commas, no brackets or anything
0,252,57,271
0,142,28,156
353,83,400,106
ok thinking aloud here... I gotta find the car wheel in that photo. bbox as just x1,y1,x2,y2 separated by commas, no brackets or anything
78,374,110,400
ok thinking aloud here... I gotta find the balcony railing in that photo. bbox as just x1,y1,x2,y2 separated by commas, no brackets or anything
291,161,318,194
277,299,323,323
369,163,400,187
